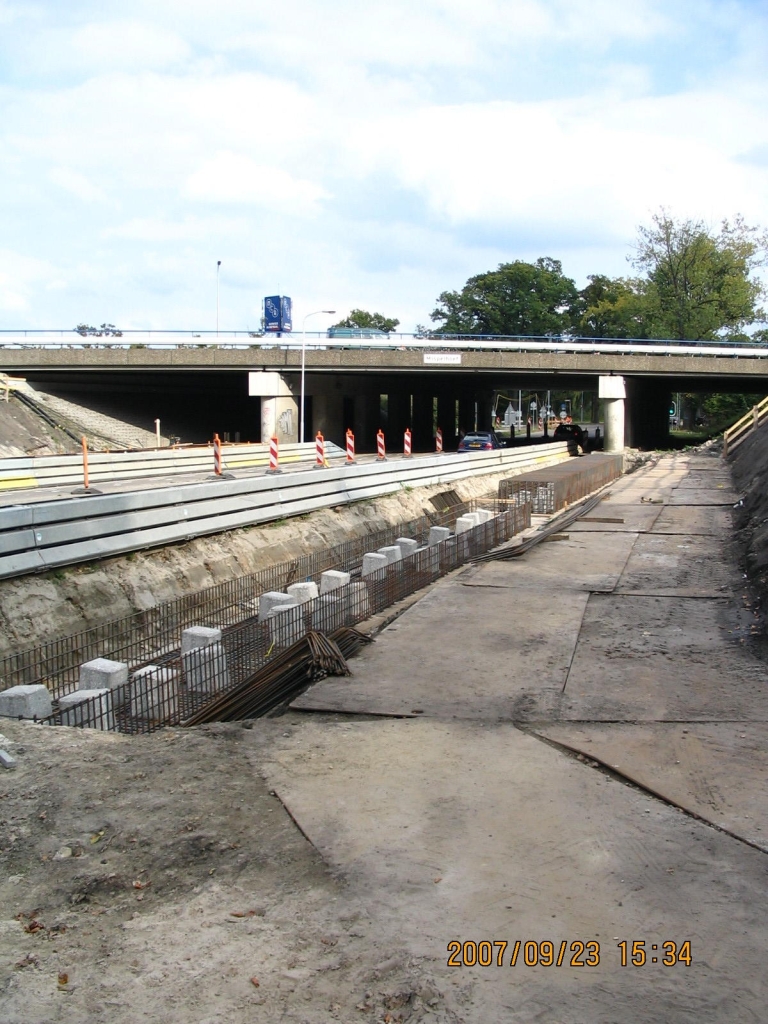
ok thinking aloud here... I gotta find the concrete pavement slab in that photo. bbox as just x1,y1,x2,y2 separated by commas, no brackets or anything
568,504,663,533
613,532,740,597
291,583,587,719
651,506,734,536
553,594,768,723
669,489,739,505
262,717,768,1024
532,722,768,851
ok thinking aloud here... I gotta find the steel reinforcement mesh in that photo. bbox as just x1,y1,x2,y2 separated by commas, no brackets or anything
498,454,623,515
35,505,530,733
2,501,529,711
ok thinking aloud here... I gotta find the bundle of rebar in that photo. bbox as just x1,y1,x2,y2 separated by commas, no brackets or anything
181,627,371,725
474,492,606,562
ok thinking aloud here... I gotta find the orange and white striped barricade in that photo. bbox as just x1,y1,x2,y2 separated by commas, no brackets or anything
213,433,222,476
435,427,443,454
314,431,326,469
266,435,282,475
376,429,386,461
404,428,412,458
345,428,356,464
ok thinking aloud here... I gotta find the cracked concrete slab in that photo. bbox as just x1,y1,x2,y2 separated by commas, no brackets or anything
263,716,768,1024
531,722,768,851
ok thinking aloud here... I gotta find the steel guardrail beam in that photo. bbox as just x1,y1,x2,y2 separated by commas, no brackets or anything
0,443,573,579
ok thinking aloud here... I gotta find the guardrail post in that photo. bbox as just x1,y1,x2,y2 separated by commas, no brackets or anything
377,429,386,461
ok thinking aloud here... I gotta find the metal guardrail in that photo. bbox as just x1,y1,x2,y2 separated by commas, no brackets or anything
0,441,573,580
34,503,531,733
0,440,345,491
722,397,768,456
1,330,767,359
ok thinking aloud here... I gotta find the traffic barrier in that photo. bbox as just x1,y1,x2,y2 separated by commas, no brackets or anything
404,428,412,458
435,428,443,454
266,436,281,475
376,429,386,461
81,436,90,490
0,441,575,581
346,429,356,464
213,433,222,476
315,432,325,468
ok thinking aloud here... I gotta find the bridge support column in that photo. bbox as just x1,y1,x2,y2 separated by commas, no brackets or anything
248,371,298,444
437,394,456,451
388,390,411,444
625,378,671,449
599,376,625,452
313,392,344,448
413,392,434,451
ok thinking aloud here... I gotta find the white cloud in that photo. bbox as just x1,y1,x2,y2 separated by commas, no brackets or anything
184,152,329,209
48,166,111,205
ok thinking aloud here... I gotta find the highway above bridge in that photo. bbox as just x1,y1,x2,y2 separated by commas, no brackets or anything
2,331,767,451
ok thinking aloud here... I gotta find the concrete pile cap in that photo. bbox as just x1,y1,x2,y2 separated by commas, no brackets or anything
320,570,351,595
181,626,223,652
59,688,110,709
395,537,419,557
455,515,477,534
362,552,388,577
286,581,319,604
0,684,53,720
132,664,176,683
79,657,129,690
428,526,451,546
267,602,300,619
377,545,403,565
257,592,296,621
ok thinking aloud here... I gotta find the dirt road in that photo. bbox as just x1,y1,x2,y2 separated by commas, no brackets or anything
2,450,766,1022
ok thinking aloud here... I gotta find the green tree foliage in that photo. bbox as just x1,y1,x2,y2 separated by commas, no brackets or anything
430,258,579,336
630,210,767,340
576,274,652,338
333,309,400,333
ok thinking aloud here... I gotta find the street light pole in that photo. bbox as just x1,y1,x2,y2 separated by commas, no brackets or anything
216,260,221,336
301,309,335,443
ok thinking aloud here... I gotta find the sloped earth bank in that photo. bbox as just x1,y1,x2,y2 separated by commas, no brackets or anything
2,447,768,1023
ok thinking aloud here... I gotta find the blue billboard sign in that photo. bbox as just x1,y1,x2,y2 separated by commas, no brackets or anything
280,295,292,333
264,295,281,332
264,295,293,332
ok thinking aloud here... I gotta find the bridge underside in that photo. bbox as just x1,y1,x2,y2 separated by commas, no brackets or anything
13,366,766,453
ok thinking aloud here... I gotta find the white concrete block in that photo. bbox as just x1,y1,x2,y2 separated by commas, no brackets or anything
78,657,129,691
395,537,419,558
320,570,351,595
312,594,349,632
428,526,451,546
475,508,494,523
130,666,178,722
377,545,403,565
286,581,319,604
257,592,295,622
0,684,52,720
362,552,388,577
268,603,304,648
455,515,476,535
348,582,370,621
415,545,441,572
182,642,229,694
58,689,113,730
181,626,222,654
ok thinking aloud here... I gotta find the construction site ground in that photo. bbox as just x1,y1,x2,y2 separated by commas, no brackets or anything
1,448,767,1023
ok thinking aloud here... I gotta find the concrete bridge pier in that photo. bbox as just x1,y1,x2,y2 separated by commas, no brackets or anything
437,394,457,450
248,371,299,444
599,375,625,452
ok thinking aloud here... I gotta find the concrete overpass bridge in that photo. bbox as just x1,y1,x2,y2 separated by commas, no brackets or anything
2,331,767,451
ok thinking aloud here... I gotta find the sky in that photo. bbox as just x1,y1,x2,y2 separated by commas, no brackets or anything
0,0,767,333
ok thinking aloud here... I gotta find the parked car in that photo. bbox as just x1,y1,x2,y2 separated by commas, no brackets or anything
553,422,586,450
458,431,504,452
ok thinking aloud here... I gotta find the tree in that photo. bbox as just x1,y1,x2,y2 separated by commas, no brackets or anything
74,323,123,337
333,309,400,333
575,274,653,339
630,210,767,340
430,258,579,336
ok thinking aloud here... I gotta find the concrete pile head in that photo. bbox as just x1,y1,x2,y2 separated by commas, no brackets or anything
320,570,351,595
0,684,53,720
79,658,128,691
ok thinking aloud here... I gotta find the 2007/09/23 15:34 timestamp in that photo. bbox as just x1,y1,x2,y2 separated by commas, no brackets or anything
447,940,692,968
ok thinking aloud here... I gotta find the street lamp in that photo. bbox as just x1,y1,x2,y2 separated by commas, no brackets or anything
301,309,335,443
216,260,221,336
